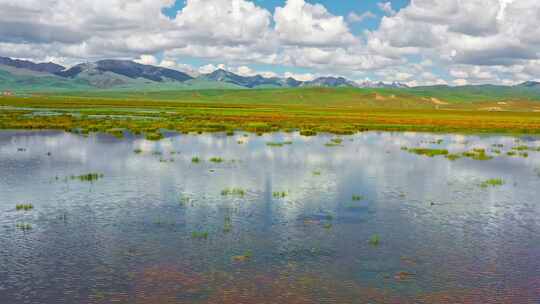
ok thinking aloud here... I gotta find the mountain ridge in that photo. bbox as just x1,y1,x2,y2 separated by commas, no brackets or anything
0,56,538,92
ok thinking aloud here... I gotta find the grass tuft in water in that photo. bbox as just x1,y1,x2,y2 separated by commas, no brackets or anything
221,188,246,197
133,149,143,154
16,223,32,231
480,178,505,188
71,173,104,182
445,154,462,161
191,231,209,239
300,130,317,137
352,195,364,201
16,204,34,211
209,157,224,163
266,141,293,147
223,216,232,233
273,191,288,198
408,148,449,157
191,157,201,163
145,132,164,141
369,234,380,246
232,250,253,262
462,149,493,161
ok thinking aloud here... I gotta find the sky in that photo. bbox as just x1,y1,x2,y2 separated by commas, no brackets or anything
0,0,539,86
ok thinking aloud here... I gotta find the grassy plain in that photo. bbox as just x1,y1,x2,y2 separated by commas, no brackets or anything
1,88,540,135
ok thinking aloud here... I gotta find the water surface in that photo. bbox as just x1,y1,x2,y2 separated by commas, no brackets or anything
1,131,539,303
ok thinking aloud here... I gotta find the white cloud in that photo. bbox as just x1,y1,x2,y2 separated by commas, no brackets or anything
274,0,357,46
377,2,396,15
284,72,315,81
1,0,540,85
347,11,376,23
135,54,159,66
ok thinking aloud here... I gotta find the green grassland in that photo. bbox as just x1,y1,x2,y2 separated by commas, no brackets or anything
1,88,540,136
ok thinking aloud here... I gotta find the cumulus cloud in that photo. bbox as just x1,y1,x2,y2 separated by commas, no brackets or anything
347,11,376,24
377,2,396,15
274,0,357,46
1,0,540,85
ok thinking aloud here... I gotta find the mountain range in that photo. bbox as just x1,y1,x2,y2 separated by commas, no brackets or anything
1,56,540,93
0,56,411,92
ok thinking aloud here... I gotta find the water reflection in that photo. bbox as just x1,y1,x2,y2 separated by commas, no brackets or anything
0,130,539,303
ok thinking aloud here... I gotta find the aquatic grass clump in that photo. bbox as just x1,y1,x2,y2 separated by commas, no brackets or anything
16,204,34,211
480,178,505,188
445,154,462,161
133,148,143,154
300,130,317,137
512,145,530,151
191,157,201,163
352,195,364,201
221,188,246,197
408,148,449,157
313,170,321,176
324,141,343,147
266,141,293,147
331,138,343,144
145,132,164,141
16,223,32,231
369,234,380,246
209,157,224,163
223,216,232,233
462,149,493,161
71,173,104,182
273,191,288,198
232,250,253,262
191,231,209,239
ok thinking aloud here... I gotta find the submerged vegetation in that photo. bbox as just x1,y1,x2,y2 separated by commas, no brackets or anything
232,250,253,262
266,141,293,147
16,204,34,211
16,223,32,231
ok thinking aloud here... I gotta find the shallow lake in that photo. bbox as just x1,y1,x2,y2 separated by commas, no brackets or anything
1,130,539,303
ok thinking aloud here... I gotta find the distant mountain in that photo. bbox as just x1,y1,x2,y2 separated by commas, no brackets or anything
303,76,357,87
0,56,65,74
357,80,409,89
201,69,285,88
58,60,193,84
516,81,540,88
8,56,540,96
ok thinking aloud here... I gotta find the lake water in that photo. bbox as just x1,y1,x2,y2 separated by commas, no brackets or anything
1,130,539,303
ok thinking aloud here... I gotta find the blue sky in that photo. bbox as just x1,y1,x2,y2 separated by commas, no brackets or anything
1,0,538,86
